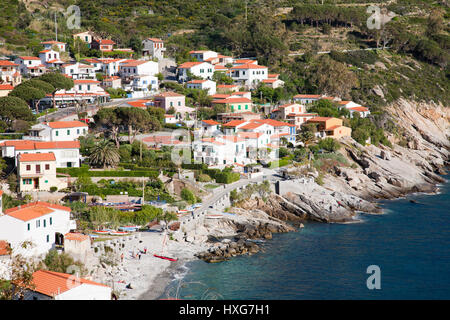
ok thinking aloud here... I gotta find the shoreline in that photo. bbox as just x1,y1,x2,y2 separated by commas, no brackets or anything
133,174,449,300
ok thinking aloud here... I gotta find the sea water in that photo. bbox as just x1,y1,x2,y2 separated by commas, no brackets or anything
166,177,450,300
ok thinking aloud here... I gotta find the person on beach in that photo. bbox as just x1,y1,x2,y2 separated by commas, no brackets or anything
144,247,147,254
121,253,124,262
139,253,141,260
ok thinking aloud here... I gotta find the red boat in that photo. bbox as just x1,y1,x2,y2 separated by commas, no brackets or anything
154,254,178,262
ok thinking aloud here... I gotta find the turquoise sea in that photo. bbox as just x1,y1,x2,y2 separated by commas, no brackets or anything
165,177,450,300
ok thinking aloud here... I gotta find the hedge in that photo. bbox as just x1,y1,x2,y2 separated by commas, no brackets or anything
57,167,159,178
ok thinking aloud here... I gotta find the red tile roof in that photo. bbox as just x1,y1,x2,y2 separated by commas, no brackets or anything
202,120,219,126
19,153,56,162
213,98,252,104
221,135,245,143
19,56,41,60
0,140,80,150
349,106,369,112
30,270,109,297
73,79,100,84
0,241,10,256
146,38,163,42
99,39,115,45
178,61,203,69
222,120,246,127
237,132,263,139
5,201,70,222
217,84,237,88
46,121,88,128
231,63,267,70
0,60,18,66
65,233,90,242
0,84,14,90
252,119,295,127
187,80,207,84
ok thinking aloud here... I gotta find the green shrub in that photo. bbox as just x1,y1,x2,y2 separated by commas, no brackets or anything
49,186,58,193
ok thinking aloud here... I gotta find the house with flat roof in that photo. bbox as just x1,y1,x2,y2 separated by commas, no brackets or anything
186,79,216,95
142,38,166,60
177,61,214,82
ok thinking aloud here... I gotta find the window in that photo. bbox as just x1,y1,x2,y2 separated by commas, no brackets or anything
27,223,30,231
78,85,82,90
200,69,204,73
36,220,40,228
67,130,70,135
26,165,31,171
245,105,248,110
50,217,52,225
46,235,49,243
77,129,80,134
45,180,48,183
238,105,241,110
55,130,59,136
87,85,91,91
44,220,46,227
83,129,86,134
178,101,181,106
170,102,173,107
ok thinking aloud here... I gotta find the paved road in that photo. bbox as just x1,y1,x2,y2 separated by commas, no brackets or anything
288,46,390,57
193,167,282,216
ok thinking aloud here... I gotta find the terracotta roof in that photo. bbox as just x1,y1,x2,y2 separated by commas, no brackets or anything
231,63,267,70
0,140,80,150
30,270,109,297
146,38,163,42
239,122,264,130
120,60,148,67
0,84,14,90
65,233,90,242
19,56,40,60
0,60,18,66
252,119,295,127
5,202,70,222
262,79,276,83
211,94,230,99
178,61,204,69
349,106,369,112
19,153,56,162
222,120,246,127
0,241,10,256
201,137,225,146
46,121,88,128
187,80,207,84
338,101,352,105
268,73,279,78
213,98,252,104
99,39,115,45
233,59,257,64
214,65,228,70
127,100,152,108
39,50,51,53
202,120,219,126
278,104,296,109
73,79,100,84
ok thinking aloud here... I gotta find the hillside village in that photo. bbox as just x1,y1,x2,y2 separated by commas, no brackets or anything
0,0,448,301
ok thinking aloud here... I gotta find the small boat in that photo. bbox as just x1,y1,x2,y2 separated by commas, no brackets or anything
93,230,109,234
154,254,178,262
109,231,129,236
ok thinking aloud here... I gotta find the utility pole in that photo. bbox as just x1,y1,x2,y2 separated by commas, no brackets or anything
55,12,58,42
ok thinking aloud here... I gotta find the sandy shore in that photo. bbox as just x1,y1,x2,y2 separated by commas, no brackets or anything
93,230,208,300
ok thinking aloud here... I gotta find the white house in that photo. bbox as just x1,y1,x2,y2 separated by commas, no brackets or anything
0,140,81,168
177,62,214,82
197,120,220,137
293,94,322,104
142,38,166,60
186,79,216,95
99,58,126,76
230,63,268,88
41,41,67,52
337,101,371,118
23,120,88,142
81,58,103,72
130,74,158,93
119,60,158,78
15,56,46,77
42,79,109,105
189,50,218,62
17,153,68,192
39,49,64,68
24,270,111,300
0,60,21,86
0,199,76,257
62,62,96,80
101,76,122,89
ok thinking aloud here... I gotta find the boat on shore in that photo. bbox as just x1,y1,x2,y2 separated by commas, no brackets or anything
154,254,178,262
109,231,129,235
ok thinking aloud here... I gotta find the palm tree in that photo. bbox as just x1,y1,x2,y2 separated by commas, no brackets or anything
89,140,120,169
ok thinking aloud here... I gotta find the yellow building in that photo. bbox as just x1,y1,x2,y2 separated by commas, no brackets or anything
18,153,67,192
306,117,352,139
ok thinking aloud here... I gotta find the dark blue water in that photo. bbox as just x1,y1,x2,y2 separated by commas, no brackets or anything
172,178,450,299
